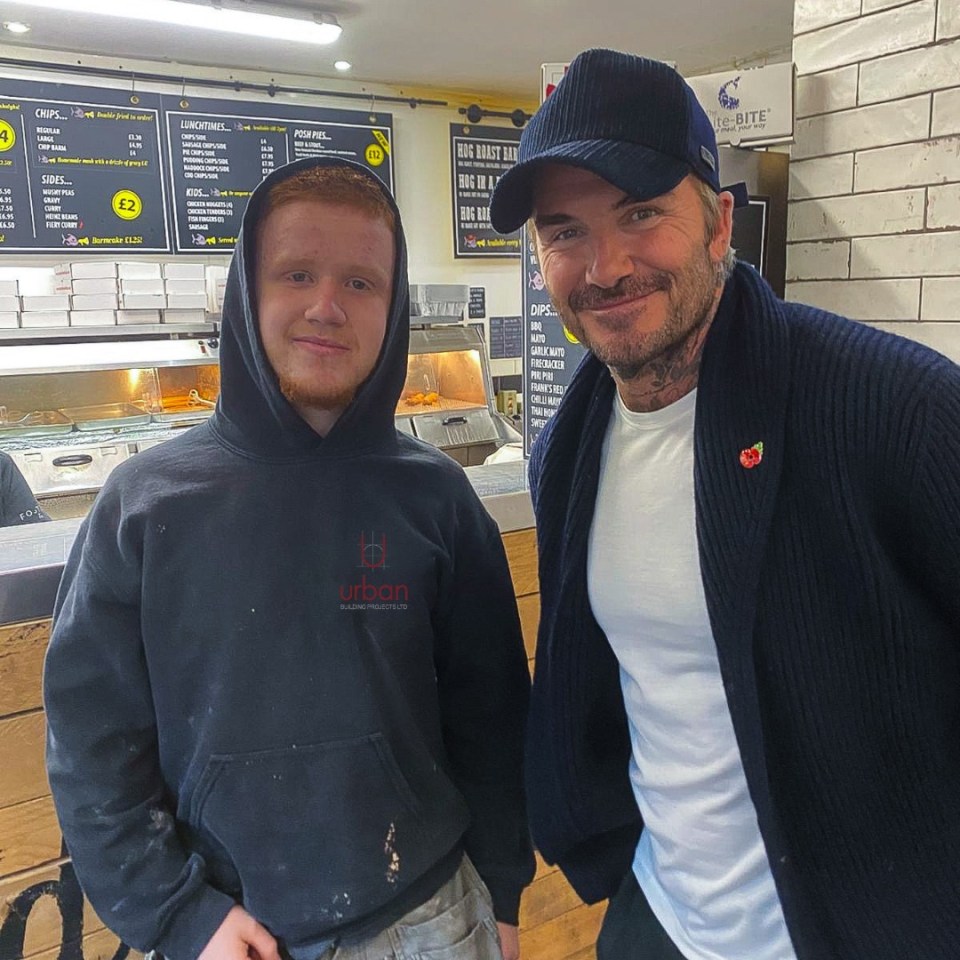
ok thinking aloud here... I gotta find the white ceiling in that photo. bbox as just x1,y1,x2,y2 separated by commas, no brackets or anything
0,0,794,103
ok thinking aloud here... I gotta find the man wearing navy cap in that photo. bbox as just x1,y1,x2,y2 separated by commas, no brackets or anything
491,47,960,960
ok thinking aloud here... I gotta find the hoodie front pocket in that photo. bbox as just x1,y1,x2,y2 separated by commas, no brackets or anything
189,734,429,939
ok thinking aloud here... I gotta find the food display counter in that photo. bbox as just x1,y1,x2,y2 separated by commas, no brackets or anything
398,284,521,466
0,331,220,518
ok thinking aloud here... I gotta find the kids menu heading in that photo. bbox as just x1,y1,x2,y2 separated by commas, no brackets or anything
0,78,394,254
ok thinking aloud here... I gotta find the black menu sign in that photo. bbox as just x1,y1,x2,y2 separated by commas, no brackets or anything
0,80,170,252
450,124,521,258
489,315,522,359
522,226,586,454
164,95,394,253
468,286,486,319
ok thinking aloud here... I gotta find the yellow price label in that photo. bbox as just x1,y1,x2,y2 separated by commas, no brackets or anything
0,120,16,152
371,129,391,155
112,189,142,221
365,144,385,167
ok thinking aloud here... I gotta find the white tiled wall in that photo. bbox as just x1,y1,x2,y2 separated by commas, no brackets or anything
788,0,960,361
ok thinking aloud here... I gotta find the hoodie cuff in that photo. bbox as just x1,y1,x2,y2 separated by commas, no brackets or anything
485,876,525,927
154,884,237,960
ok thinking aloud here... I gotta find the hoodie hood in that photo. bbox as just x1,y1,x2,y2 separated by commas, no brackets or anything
210,156,409,460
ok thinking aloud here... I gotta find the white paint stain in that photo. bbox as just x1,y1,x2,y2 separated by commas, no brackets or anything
384,822,400,884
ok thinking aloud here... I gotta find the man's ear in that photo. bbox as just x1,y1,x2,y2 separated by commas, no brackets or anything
711,191,735,261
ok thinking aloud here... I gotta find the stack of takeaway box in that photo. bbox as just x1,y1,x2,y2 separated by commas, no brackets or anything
50,261,213,327
0,264,228,330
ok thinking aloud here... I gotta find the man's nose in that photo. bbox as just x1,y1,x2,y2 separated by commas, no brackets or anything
304,278,345,324
585,234,634,289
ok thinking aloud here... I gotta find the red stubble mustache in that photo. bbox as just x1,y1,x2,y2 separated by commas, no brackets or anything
568,273,671,313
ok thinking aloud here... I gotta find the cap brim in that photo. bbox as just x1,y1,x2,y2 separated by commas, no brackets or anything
489,138,689,235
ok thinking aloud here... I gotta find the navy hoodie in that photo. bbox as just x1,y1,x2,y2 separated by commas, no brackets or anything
44,157,534,960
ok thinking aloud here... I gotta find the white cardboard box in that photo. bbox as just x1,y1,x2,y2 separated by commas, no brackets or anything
73,278,119,296
70,310,117,327
20,311,70,328
0,311,19,328
55,261,119,279
0,296,20,312
121,279,165,295
163,262,206,280
0,280,19,297
163,308,208,324
120,294,167,310
165,294,207,310
72,294,120,311
53,278,73,295
165,278,207,294
117,309,162,325
21,295,70,312
117,262,162,280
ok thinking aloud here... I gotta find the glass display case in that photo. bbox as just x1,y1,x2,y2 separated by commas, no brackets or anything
396,326,518,466
0,335,219,518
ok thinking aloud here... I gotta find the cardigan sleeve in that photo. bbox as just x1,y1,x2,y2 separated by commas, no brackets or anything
906,358,960,630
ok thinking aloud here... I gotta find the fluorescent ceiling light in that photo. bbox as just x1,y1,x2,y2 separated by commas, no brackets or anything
8,0,342,44
3,20,32,32
334,60,351,71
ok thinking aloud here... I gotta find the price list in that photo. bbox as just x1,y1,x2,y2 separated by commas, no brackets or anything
0,81,170,251
164,95,394,253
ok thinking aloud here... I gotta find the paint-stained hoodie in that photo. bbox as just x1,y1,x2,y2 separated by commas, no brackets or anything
44,157,534,960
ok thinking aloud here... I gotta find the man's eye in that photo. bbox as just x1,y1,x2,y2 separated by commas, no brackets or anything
629,207,658,222
348,278,372,291
550,227,579,243
288,271,310,283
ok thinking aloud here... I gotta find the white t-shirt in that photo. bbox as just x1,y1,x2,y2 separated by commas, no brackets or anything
587,388,796,960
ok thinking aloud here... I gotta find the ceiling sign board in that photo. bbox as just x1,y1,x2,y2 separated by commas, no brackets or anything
0,79,170,252
165,94,394,253
686,62,795,146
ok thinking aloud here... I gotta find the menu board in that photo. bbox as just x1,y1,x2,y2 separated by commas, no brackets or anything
164,95,394,253
0,80,170,252
450,124,521,258
489,315,522,359
522,226,586,454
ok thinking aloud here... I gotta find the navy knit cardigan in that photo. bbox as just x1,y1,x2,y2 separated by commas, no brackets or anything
527,264,960,960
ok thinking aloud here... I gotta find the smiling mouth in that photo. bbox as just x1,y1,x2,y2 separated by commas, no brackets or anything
293,336,350,354
587,291,657,313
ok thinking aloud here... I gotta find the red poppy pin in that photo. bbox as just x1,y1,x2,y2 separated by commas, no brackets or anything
739,442,764,469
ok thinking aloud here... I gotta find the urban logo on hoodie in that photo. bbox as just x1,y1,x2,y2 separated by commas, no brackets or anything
339,531,410,610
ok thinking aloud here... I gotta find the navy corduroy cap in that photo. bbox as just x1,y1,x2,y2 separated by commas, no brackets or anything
490,48,743,234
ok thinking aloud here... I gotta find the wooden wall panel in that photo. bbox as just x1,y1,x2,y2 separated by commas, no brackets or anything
503,529,539,597
0,714,47,810
0,797,60,878
0,622,49,719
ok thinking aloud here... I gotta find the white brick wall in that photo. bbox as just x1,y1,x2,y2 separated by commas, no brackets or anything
793,0,935,74
788,0,960,337
927,183,960,228
939,0,960,39
854,136,960,192
784,279,921,319
921,279,960,319
789,154,854,198
851,231,960,277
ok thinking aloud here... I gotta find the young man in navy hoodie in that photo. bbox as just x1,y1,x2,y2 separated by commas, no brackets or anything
44,157,533,960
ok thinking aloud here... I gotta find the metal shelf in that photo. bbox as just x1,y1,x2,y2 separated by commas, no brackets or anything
0,323,218,343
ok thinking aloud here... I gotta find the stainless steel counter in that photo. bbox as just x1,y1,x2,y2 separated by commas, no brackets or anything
0,461,532,626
